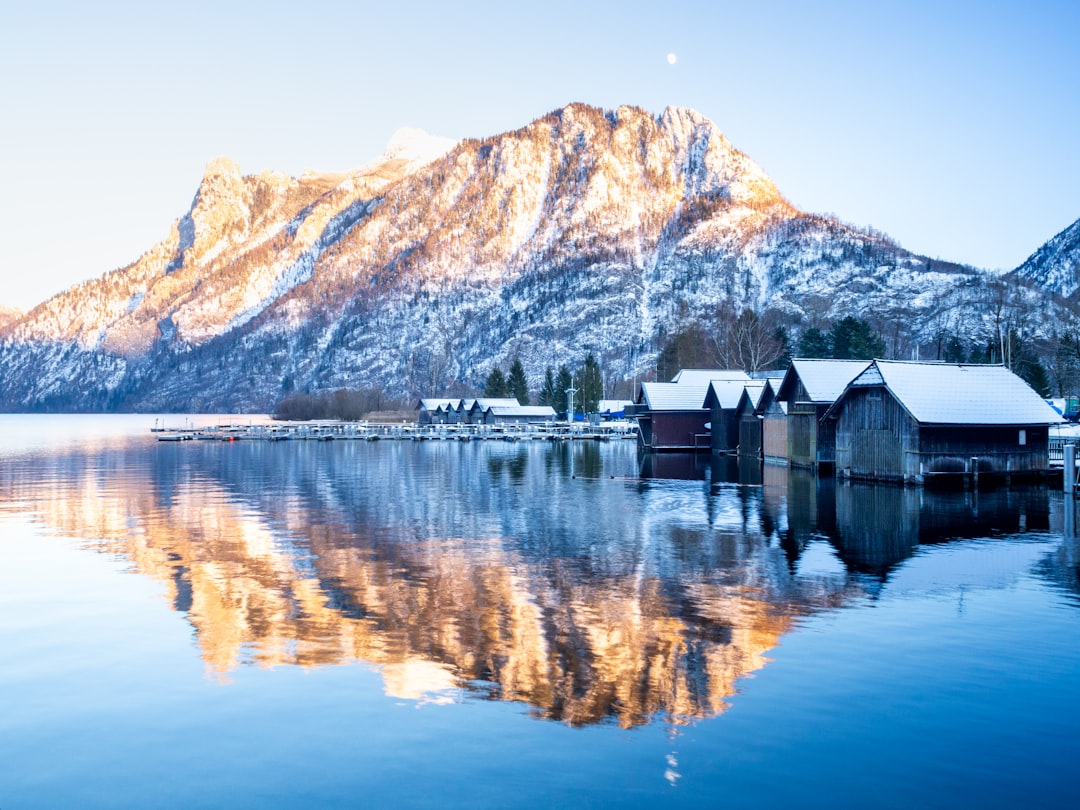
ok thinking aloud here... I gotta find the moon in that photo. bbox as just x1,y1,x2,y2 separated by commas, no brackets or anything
666,53,677,65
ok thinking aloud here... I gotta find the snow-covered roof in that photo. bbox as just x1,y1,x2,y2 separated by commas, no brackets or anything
734,381,769,414
417,398,460,411
778,359,871,404
456,399,476,411
640,382,710,411
487,405,557,418
470,398,520,411
704,379,766,410
670,368,751,385
830,361,1063,425
598,399,633,413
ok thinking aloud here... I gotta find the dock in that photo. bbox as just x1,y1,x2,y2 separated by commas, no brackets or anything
153,420,639,444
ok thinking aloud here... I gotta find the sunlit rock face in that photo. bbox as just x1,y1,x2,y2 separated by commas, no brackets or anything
1,102,1049,413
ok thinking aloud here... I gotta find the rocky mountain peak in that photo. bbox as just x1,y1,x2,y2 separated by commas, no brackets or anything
203,155,242,180
0,102,1073,413
1013,217,1080,299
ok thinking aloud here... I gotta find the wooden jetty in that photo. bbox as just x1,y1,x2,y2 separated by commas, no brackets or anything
153,420,639,444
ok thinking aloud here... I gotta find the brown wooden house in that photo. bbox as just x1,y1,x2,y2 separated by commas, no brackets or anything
635,370,750,452
704,379,763,454
757,380,789,464
825,360,1061,484
775,359,870,469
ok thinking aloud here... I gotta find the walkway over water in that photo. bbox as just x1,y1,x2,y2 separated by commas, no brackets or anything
153,420,639,443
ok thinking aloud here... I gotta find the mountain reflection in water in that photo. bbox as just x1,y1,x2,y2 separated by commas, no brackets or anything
0,437,1069,727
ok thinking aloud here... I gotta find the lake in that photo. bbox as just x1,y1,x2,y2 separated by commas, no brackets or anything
1,414,1078,808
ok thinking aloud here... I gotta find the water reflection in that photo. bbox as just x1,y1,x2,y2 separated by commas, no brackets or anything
0,436,1071,727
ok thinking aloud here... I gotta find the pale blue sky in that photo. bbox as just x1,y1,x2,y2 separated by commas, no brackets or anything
2,0,1077,310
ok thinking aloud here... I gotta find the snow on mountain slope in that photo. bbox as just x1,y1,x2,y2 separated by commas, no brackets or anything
1012,217,1080,299
0,103,1068,412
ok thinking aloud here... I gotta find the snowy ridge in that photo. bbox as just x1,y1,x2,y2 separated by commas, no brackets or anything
1012,217,1080,299
0,102,1075,412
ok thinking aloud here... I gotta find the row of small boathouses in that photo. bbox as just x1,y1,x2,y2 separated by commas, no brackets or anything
631,359,1062,485
416,398,558,425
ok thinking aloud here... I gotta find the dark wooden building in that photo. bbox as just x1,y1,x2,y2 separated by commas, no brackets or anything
449,399,475,424
483,405,557,425
635,370,750,452
733,381,768,458
704,379,762,454
467,398,520,424
416,398,459,425
825,360,1062,484
775,359,870,470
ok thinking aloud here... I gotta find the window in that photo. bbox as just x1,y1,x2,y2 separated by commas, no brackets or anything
1019,429,1026,446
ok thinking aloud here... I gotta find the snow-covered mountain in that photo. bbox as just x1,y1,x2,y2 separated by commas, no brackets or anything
0,306,22,334
0,103,1071,412
1012,217,1080,300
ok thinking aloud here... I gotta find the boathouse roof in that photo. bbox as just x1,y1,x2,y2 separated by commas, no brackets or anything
732,381,769,416
471,398,521,411
776,359,871,404
487,405,557,418
827,360,1063,425
416,398,460,411
669,368,751,386
703,379,765,411
639,382,711,411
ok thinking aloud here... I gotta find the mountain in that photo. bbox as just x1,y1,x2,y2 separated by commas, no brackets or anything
0,103,1068,412
0,306,22,334
1012,217,1080,300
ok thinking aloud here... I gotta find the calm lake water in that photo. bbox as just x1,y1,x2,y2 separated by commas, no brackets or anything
1,414,1078,808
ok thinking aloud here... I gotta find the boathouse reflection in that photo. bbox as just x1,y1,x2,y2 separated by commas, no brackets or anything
0,438,1063,726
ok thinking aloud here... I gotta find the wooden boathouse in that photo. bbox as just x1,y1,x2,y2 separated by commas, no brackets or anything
757,380,789,464
826,360,1062,484
776,359,870,469
703,379,762,454
635,370,750,452
468,398,521,424
416,398,459,425
734,381,769,458
482,405,558,425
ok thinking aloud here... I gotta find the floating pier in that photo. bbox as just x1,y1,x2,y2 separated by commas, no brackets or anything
153,420,639,444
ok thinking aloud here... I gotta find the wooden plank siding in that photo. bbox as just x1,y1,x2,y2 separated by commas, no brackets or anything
788,410,817,468
709,405,739,454
638,411,711,451
834,386,1051,483
763,413,788,462
738,413,762,457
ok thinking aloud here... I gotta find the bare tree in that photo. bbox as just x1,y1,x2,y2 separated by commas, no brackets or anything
709,303,788,372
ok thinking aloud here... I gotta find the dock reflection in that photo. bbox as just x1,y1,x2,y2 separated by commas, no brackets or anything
0,439,1068,726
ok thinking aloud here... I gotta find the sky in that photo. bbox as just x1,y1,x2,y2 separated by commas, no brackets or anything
2,0,1078,311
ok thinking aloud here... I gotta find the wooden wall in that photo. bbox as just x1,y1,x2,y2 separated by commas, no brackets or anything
763,412,788,461
639,410,711,451
835,386,1051,482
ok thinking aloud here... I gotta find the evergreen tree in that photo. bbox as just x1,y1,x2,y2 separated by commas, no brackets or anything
831,317,886,360
537,367,557,407
1014,343,1052,397
574,353,603,415
483,366,507,397
942,336,967,364
507,358,530,404
797,327,832,358
554,365,573,417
